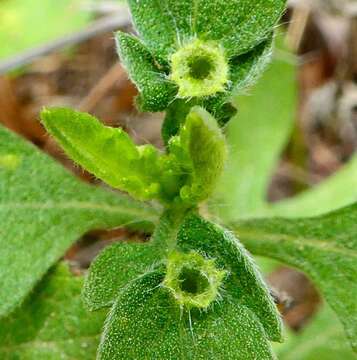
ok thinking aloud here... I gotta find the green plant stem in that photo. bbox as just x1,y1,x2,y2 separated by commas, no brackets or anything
151,206,194,254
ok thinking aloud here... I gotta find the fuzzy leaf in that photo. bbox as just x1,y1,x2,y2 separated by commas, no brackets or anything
98,269,277,360
176,213,282,342
0,124,158,318
233,202,357,352
127,0,286,60
116,32,177,112
41,107,163,200
229,36,273,94
0,264,105,359
83,208,189,310
169,106,228,204
82,241,158,311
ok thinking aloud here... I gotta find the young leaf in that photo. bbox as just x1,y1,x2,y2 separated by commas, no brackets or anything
176,213,282,342
41,107,162,200
98,269,277,360
0,124,158,318
127,0,286,60
116,32,177,112
233,202,357,352
169,106,228,204
0,264,105,359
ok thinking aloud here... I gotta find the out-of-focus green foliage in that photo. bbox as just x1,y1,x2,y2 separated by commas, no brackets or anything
0,264,105,360
0,0,90,59
212,55,296,220
277,307,357,359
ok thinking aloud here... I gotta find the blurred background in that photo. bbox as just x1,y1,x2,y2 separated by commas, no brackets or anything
1,0,357,358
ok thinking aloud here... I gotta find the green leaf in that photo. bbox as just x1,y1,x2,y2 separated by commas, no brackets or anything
0,0,90,60
229,36,273,94
41,107,163,200
0,264,105,359
116,32,177,112
233,202,357,351
127,0,286,60
0,124,158,318
98,269,277,360
82,241,158,311
83,208,189,310
176,213,282,342
277,307,357,360
193,0,285,58
169,106,228,204
213,54,296,220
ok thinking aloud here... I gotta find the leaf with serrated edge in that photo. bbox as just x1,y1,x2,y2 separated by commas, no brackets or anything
0,125,158,318
98,269,277,360
127,0,286,60
116,32,177,112
176,213,282,342
0,264,105,359
233,202,357,352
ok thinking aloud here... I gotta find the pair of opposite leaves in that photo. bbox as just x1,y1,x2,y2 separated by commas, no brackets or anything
41,106,227,206
41,106,281,359
117,0,287,130
83,212,283,359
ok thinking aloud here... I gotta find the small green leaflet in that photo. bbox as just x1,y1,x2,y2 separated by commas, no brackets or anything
0,264,105,360
98,269,277,360
169,106,227,204
0,124,158,318
116,32,177,112
233,202,357,352
41,107,164,201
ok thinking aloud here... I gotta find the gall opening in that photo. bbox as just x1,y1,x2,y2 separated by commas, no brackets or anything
179,267,210,295
188,56,214,80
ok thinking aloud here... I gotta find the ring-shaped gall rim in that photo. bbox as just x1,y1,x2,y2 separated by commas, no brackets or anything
163,250,226,310
169,39,229,98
